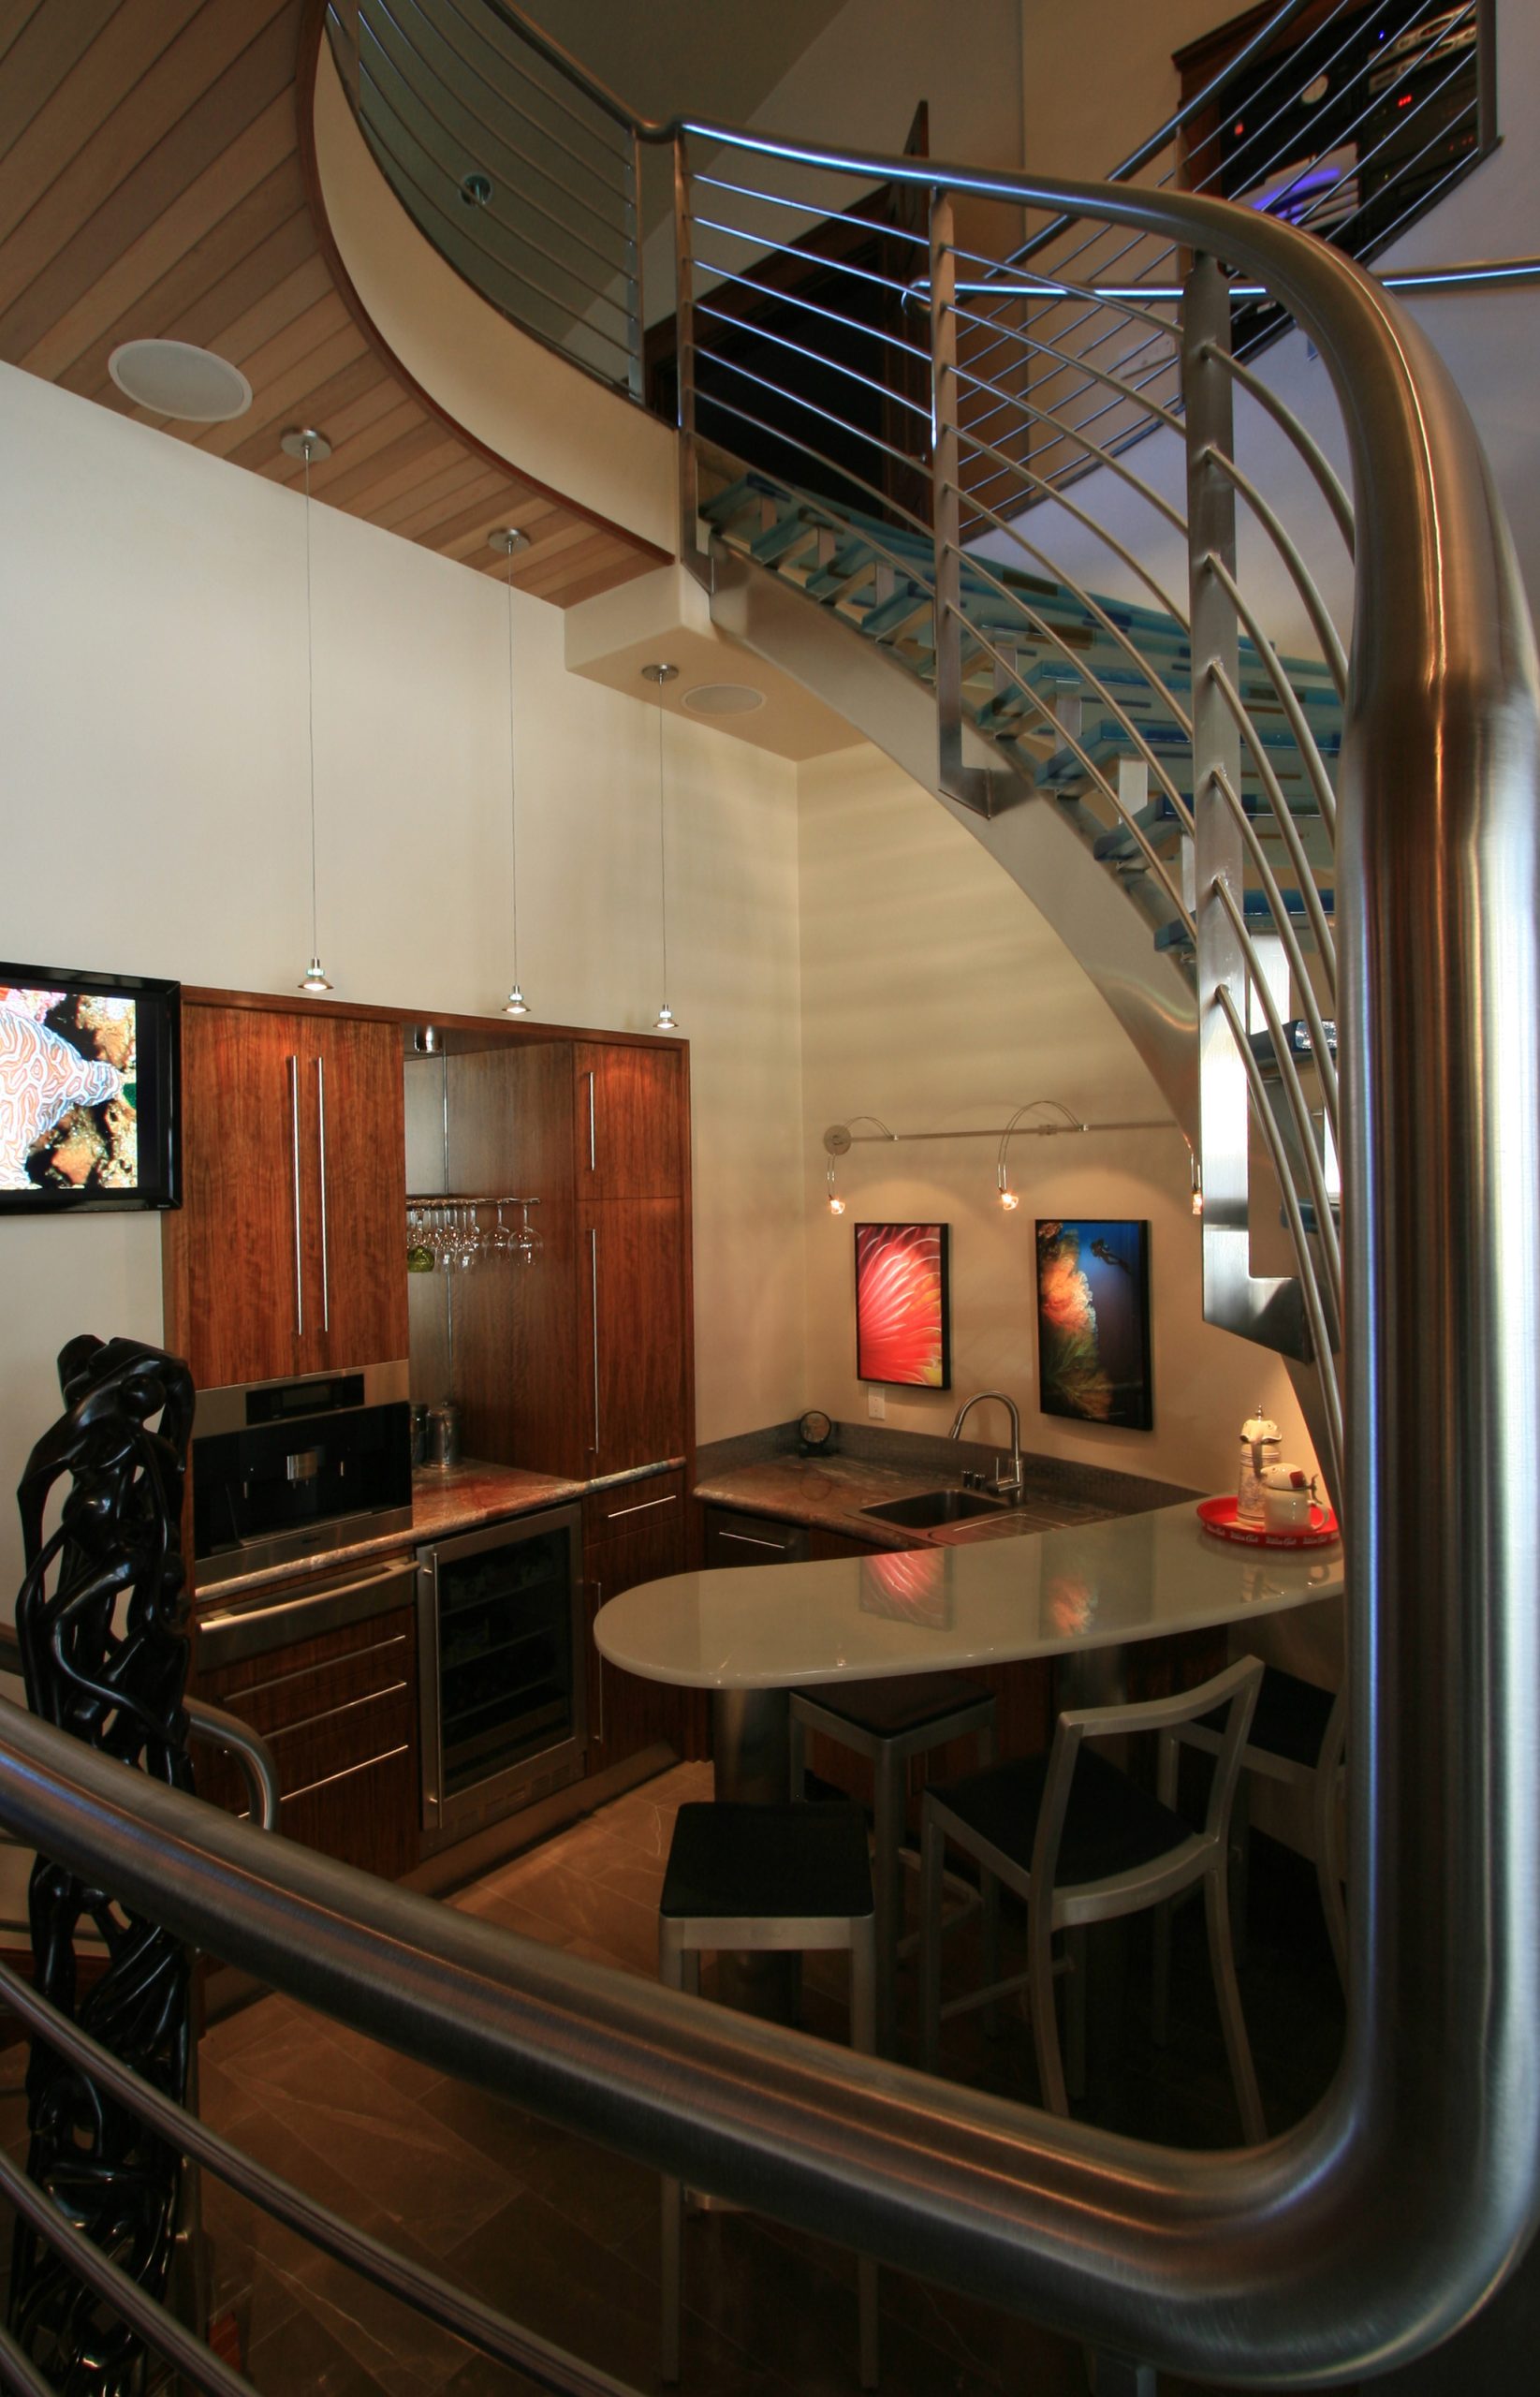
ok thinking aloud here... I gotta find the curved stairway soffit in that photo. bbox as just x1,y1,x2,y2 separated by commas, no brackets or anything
710,545,1201,1136
301,9,676,568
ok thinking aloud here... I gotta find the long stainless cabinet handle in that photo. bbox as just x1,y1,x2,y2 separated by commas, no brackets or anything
287,1054,304,1338
719,1529,792,1551
589,1226,601,1455
585,1068,596,1171
602,1492,678,1522
315,1053,330,1333
198,1560,417,1669
199,1561,413,1638
593,1577,604,1746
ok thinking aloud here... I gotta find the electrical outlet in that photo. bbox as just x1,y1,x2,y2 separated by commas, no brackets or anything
867,1387,886,1419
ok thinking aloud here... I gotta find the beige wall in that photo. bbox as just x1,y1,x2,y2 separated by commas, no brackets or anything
0,360,807,1601
797,743,1318,1496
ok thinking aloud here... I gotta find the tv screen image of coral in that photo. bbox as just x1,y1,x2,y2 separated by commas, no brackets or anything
854,1221,950,1390
1035,1217,1151,1430
0,964,181,1213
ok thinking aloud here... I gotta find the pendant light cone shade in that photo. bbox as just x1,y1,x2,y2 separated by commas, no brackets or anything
491,528,532,1016
641,664,681,1030
283,428,333,995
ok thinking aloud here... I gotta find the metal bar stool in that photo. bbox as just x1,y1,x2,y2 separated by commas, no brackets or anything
920,1656,1267,2143
658,1801,879,2389
789,1672,996,2055
1152,1666,1348,2026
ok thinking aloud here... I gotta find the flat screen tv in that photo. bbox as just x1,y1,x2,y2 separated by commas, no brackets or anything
0,963,181,1213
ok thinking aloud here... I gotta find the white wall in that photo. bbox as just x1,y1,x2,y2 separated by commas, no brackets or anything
797,743,1317,1495
0,360,807,1601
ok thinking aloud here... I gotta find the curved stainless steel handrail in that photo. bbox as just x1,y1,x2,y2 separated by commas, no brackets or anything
51,38,1540,2390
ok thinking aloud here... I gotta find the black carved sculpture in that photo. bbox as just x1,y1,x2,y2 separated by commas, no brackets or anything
8,1335,197,2396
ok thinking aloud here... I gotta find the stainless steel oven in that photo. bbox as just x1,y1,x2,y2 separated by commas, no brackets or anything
191,1363,413,1589
417,1506,586,1836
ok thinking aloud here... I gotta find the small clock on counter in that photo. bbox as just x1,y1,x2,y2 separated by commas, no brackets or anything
798,1408,833,1457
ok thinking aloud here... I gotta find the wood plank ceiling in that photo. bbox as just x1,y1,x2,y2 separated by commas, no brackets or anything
0,0,667,605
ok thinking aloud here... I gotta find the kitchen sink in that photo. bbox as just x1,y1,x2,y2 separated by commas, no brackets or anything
861,1487,1006,1530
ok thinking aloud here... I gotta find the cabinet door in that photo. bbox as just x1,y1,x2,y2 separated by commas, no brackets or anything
580,1199,686,1476
585,1502,689,1768
313,1016,408,1372
164,1007,317,1389
701,1506,807,1567
574,1044,684,1199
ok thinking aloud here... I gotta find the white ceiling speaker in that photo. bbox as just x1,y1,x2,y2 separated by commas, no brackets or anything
681,682,766,716
107,339,254,422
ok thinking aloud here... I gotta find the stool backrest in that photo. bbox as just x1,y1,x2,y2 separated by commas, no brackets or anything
1029,1655,1266,1897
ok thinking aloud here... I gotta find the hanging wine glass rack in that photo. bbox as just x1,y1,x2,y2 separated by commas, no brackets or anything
405,1196,541,1272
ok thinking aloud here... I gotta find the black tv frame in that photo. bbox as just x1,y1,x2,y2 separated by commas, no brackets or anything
0,961,182,1214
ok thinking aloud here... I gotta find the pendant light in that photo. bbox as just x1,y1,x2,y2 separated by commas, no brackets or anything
490,527,533,1016
640,663,680,1030
281,428,334,994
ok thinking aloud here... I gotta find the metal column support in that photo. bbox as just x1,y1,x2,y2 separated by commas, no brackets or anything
1184,253,1308,1359
930,191,993,816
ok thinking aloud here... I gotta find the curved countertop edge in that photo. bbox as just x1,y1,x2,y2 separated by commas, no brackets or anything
594,1502,1343,1689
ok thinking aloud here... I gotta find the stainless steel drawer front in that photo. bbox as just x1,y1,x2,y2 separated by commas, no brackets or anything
197,1559,417,1671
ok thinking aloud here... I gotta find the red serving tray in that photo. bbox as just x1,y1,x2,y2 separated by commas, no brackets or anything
1196,1493,1340,1550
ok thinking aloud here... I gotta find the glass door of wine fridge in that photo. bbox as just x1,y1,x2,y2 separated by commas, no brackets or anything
418,1503,585,1834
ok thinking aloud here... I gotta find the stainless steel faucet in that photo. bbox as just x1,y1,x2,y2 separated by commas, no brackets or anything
948,1390,1023,1501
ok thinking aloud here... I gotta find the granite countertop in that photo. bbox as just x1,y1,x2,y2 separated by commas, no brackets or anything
694,1454,1120,1551
193,1460,586,1605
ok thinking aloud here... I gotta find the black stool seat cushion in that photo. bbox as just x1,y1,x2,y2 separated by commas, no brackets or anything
661,1802,874,1922
792,1672,993,1739
1198,1665,1334,1769
931,1748,1192,1887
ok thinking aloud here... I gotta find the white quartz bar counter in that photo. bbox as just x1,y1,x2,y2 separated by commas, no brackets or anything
594,1502,1342,1690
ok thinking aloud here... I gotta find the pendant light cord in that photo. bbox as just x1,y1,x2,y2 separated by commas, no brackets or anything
302,444,319,962
506,543,520,981
656,695,670,1010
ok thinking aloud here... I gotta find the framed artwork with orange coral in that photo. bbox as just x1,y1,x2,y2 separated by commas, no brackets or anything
854,1221,951,1390
1035,1218,1151,1429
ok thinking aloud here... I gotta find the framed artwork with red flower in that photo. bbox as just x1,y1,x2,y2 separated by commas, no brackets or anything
854,1221,951,1390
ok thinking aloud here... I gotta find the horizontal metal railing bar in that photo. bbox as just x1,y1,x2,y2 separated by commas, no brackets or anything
465,0,653,140
1181,0,1371,189
945,237,1183,338
936,534,1195,823
962,340,1181,495
943,589,1195,929
1211,658,1340,997
696,397,934,546
360,0,636,213
690,244,925,365
963,464,1193,643
689,209,918,302
1307,87,1480,262
359,59,638,318
1210,556,1340,847
948,362,1189,544
691,169,931,248
1212,877,1344,1323
694,299,932,424
693,341,924,477
405,0,637,189
1202,345,1356,555
946,323,1182,441
1289,17,1481,242
1204,446,1349,696
0,2134,257,2397
1195,0,1427,214
0,2313,62,2397
961,485,1195,737
952,413,1189,608
1344,137,1488,266
1210,760,1341,1137
0,1955,631,2397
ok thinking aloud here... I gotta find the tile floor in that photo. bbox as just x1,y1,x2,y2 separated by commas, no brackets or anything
0,1759,1351,2396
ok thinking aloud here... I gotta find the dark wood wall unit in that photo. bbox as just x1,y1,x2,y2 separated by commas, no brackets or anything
194,1601,418,1879
163,1001,407,1389
582,1470,704,1764
574,1042,686,1200
581,1198,687,1479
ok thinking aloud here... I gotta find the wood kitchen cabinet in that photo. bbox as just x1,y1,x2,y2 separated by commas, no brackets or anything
193,1599,418,1880
573,1042,684,1199
582,1471,701,1766
579,1198,686,1478
163,1001,407,1389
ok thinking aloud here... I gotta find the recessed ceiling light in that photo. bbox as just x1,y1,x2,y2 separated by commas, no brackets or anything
681,682,766,716
107,339,253,422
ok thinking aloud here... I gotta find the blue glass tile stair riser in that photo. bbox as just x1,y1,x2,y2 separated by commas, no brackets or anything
702,471,1342,974
8,1335,197,2396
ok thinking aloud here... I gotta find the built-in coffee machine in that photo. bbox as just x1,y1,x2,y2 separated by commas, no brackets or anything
190,1363,413,1589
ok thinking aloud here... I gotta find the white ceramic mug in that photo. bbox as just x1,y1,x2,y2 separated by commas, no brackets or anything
1261,1463,1313,1532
